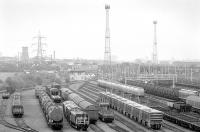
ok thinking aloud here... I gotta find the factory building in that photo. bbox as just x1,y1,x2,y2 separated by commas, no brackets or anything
21,46,29,63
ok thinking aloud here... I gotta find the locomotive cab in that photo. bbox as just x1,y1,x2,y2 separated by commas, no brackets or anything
73,112,89,130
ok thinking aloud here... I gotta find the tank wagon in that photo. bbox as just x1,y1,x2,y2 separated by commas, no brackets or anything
45,86,62,103
38,91,63,129
68,93,99,124
63,101,89,130
99,91,163,129
98,80,144,97
12,92,24,117
2,92,10,99
35,85,45,98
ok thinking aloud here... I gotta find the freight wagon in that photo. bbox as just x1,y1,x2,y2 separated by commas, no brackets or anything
153,106,200,131
98,80,144,97
2,92,10,99
99,92,163,130
126,80,199,101
51,83,61,89
61,87,114,123
63,101,89,130
12,92,24,117
126,80,200,112
38,91,63,129
35,85,45,98
45,86,62,103
60,88,73,101
98,102,114,122
68,93,99,124
186,95,200,113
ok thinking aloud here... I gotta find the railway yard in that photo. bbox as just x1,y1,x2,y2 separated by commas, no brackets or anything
1,0,200,131
1,79,199,132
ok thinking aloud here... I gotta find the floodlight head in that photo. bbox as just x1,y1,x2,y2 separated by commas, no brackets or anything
105,4,110,9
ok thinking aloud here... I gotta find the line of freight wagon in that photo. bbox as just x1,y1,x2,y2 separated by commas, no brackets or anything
35,86,90,131
115,79,200,131
119,79,200,113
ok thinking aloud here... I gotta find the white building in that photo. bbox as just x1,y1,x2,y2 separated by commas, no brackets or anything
69,70,88,81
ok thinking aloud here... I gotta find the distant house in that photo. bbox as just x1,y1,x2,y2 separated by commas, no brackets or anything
69,70,87,81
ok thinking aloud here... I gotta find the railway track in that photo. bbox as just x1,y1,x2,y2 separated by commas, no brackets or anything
0,95,38,132
14,118,39,132
79,81,192,132
73,91,129,132
162,121,185,132
71,84,154,132
90,124,105,132
107,123,130,132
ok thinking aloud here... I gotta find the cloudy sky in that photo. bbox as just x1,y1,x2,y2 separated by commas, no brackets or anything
0,0,200,61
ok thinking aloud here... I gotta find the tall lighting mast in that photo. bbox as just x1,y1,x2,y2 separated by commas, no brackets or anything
153,20,158,65
104,4,111,66
104,4,111,80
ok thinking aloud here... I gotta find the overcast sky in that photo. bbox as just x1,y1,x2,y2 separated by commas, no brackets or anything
0,0,200,61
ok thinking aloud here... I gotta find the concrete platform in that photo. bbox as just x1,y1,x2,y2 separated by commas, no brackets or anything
21,89,53,132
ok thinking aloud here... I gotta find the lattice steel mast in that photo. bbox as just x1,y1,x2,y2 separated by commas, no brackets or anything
32,31,46,60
